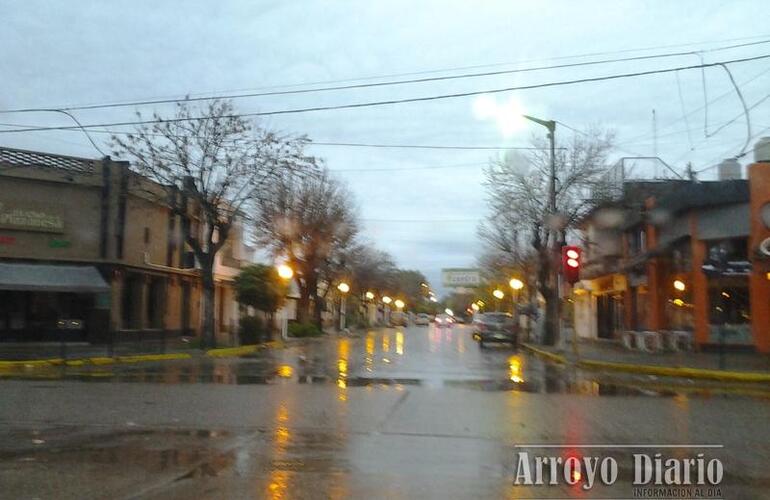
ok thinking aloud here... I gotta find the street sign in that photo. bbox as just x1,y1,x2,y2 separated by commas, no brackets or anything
441,268,481,288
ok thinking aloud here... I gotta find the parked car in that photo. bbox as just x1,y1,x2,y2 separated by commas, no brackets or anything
434,313,454,328
472,312,517,348
414,313,431,326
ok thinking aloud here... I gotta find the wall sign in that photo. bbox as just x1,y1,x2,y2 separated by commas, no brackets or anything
0,201,64,233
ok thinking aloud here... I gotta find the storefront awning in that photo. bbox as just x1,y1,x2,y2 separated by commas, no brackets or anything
0,263,110,293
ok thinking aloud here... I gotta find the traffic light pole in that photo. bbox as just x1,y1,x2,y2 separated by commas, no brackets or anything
524,115,560,346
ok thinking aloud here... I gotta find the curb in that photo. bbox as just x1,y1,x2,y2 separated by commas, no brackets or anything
0,341,285,370
204,341,279,357
577,359,770,384
521,343,770,384
0,352,193,370
521,343,568,364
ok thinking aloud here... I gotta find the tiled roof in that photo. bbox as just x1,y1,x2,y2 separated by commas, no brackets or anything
0,146,95,174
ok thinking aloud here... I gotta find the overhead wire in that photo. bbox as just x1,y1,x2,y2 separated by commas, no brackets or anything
4,38,769,115
3,53,770,135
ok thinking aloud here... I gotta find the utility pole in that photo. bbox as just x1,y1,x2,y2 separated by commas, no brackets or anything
523,115,560,345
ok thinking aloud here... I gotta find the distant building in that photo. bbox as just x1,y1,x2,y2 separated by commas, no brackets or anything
0,147,251,344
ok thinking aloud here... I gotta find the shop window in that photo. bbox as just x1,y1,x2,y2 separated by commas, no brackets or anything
628,227,647,255
709,285,750,325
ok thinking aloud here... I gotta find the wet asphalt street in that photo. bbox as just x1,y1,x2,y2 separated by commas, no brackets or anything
1,324,770,499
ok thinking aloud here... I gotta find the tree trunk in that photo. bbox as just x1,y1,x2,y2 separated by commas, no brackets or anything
537,245,559,346
298,284,310,324
201,269,216,348
313,291,323,328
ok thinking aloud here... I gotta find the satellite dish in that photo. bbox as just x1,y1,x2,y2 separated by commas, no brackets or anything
760,237,770,257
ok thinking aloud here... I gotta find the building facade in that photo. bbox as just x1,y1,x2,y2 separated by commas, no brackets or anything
575,145,770,353
0,147,250,344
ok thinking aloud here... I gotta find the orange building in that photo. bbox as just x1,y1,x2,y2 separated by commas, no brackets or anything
577,141,770,353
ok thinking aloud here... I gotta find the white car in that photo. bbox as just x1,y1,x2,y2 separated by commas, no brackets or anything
414,313,431,326
434,313,454,327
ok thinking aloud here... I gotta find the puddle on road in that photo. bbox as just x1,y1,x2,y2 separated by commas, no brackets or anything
3,353,769,400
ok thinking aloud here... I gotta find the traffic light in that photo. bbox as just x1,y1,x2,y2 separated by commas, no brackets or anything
562,246,582,285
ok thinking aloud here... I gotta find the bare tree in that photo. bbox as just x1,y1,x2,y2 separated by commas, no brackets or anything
341,243,398,296
481,127,614,345
254,168,359,326
112,99,318,347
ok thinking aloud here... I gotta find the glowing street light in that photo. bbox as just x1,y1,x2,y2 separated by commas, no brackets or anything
471,303,480,312
365,291,375,300
276,264,294,341
337,282,350,331
509,278,524,290
444,308,454,316
382,296,392,304
429,296,438,302
673,280,686,292
394,299,405,309
277,264,294,280
493,289,505,300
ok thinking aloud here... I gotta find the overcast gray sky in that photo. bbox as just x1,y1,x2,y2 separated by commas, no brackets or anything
2,1,769,294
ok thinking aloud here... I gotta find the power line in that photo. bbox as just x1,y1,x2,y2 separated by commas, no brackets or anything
3,40,770,115
616,63,770,146
7,35,770,113
310,142,562,151
330,162,486,173
695,123,770,173
0,122,560,151
361,218,479,223
3,53,770,135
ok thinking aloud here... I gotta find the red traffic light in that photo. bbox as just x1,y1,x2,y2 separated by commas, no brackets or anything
562,246,582,284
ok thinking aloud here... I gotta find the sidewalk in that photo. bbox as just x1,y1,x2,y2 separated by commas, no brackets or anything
524,339,770,383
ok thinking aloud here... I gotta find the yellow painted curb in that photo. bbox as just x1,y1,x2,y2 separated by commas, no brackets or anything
577,359,770,383
116,353,192,363
205,341,280,358
0,359,62,369
521,343,567,364
206,345,258,357
0,353,191,370
0,341,281,371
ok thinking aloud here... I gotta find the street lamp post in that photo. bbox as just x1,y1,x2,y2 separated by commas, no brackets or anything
382,296,392,326
276,264,294,341
523,114,560,345
493,289,504,312
509,278,524,314
337,282,350,331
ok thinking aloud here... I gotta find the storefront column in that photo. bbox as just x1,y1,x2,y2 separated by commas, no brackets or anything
646,258,667,331
690,224,710,347
749,161,770,353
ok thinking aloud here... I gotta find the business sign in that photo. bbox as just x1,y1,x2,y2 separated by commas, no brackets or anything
442,268,481,288
0,202,64,233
